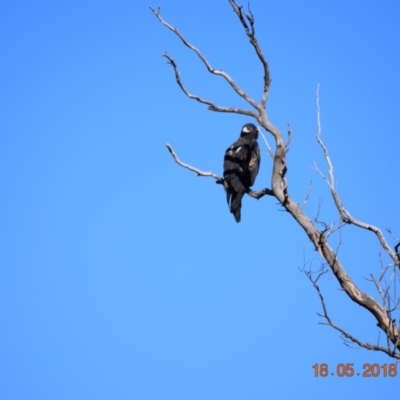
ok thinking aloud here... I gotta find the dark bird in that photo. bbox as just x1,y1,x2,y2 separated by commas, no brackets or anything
223,123,261,222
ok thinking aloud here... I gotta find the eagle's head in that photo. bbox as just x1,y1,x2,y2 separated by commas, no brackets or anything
240,123,259,139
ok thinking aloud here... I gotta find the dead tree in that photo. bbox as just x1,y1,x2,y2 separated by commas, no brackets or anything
150,0,400,358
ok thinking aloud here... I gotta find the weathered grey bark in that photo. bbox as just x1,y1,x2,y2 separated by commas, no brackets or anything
150,0,400,358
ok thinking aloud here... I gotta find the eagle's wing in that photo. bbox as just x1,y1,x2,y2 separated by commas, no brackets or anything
248,140,260,187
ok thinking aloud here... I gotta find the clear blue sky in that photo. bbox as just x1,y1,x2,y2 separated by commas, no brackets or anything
1,0,399,399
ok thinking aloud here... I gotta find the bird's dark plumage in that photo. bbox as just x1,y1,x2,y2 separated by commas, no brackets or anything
223,123,261,222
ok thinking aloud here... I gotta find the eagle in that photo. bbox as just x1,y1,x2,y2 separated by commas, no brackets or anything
223,123,261,223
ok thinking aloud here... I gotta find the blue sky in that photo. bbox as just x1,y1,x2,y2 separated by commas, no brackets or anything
1,0,399,399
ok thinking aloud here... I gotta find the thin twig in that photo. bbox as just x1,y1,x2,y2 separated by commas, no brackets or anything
166,143,223,182
285,123,293,151
259,130,274,158
300,180,313,211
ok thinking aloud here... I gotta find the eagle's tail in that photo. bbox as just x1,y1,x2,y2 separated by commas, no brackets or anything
230,190,245,223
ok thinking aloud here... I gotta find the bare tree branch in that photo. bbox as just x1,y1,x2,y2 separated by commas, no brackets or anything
149,6,259,110
308,270,400,358
228,0,271,108
343,212,400,267
315,85,399,268
166,143,223,182
162,53,258,118
246,187,274,199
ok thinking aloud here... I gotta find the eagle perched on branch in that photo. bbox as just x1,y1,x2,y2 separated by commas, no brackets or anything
223,123,261,222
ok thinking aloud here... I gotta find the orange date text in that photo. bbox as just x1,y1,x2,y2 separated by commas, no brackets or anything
312,363,397,377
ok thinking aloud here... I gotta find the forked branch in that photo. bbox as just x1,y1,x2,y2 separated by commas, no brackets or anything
305,268,400,358
228,0,271,107
149,5,259,110
315,85,399,267
163,53,258,118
